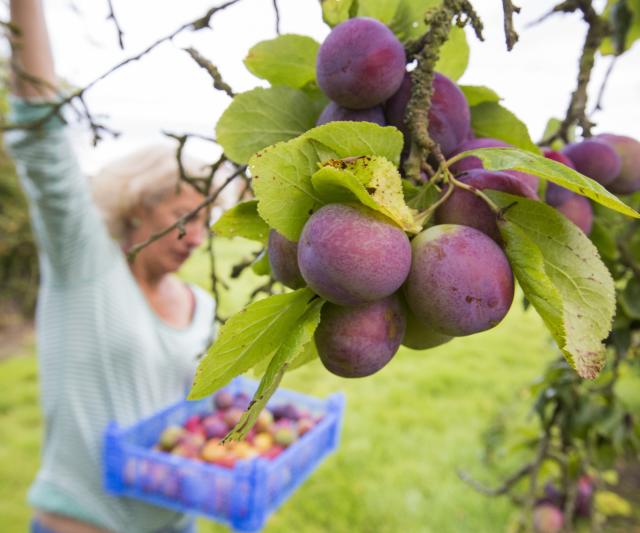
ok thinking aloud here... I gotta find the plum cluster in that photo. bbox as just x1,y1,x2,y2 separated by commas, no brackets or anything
266,16,640,380
269,204,515,378
154,390,321,468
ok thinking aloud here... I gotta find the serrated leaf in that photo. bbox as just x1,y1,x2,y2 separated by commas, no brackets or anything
490,192,616,379
223,299,324,441
470,102,539,153
249,121,404,241
459,147,640,219
357,0,403,23
244,34,320,89
216,86,319,164
321,0,356,26
188,288,315,399
212,200,270,243
312,156,421,232
460,85,501,107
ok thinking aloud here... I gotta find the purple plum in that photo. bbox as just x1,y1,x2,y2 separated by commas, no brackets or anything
268,230,305,289
596,133,640,194
316,17,406,109
404,224,514,337
316,101,386,126
562,139,621,186
298,203,411,306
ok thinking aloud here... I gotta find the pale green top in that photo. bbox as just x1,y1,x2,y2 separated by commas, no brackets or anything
6,97,215,532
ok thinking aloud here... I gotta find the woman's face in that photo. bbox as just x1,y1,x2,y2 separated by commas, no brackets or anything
127,185,208,276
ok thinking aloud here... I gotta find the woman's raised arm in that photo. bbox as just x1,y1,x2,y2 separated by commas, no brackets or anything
10,0,57,99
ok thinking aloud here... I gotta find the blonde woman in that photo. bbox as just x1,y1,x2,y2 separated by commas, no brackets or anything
7,1,225,531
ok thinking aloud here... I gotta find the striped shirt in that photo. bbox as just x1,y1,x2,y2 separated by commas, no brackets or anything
6,97,215,532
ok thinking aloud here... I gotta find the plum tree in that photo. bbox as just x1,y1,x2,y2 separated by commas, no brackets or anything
404,224,514,337
595,133,640,194
298,203,411,306
385,72,471,157
316,101,386,126
562,139,621,186
316,17,406,109
314,294,406,378
435,169,538,241
267,230,305,289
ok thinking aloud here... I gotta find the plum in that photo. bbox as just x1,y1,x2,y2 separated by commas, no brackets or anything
315,294,406,378
543,148,575,169
268,230,305,289
316,101,386,126
596,133,640,194
574,475,594,517
542,149,576,206
402,304,452,350
298,203,411,306
554,193,593,235
213,390,234,411
385,72,471,157
404,225,514,337
435,169,538,242
202,415,229,440
449,137,510,174
532,504,564,533
562,139,621,186
158,426,185,451
316,17,406,109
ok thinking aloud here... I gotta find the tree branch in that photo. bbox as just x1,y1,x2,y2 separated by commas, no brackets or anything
184,47,235,98
501,0,520,50
106,0,125,49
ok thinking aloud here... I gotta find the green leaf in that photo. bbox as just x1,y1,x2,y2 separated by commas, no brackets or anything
489,192,616,379
541,117,576,150
600,0,640,55
188,288,316,399
388,0,440,41
595,491,633,517
288,339,320,370
216,86,320,164
251,249,271,276
223,299,324,441
311,156,421,232
249,121,404,241
321,0,356,26
358,0,403,23
470,102,540,153
459,147,640,219
460,85,501,107
403,179,441,211
212,200,270,243
244,35,320,89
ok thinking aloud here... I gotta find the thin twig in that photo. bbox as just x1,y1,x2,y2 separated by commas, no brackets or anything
458,463,534,496
184,47,235,98
591,55,617,114
106,0,125,49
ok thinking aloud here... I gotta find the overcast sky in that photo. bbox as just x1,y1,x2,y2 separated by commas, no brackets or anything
7,0,640,173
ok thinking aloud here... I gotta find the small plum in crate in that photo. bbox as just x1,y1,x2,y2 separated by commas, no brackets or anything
253,432,274,453
255,409,274,432
202,415,229,439
261,445,284,460
271,403,300,422
201,439,226,463
157,425,185,451
235,441,259,460
274,425,298,448
223,407,244,428
297,418,315,436
184,414,203,434
214,391,234,411
233,392,251,410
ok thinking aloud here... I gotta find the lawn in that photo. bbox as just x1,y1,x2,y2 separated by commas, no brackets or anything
0,237,558,532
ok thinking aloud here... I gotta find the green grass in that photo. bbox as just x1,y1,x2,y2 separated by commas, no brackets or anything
0,237,557,533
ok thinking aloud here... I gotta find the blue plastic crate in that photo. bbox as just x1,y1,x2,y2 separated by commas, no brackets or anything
103,377,345,532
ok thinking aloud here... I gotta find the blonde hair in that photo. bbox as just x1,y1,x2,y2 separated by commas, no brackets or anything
90,144,215,241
